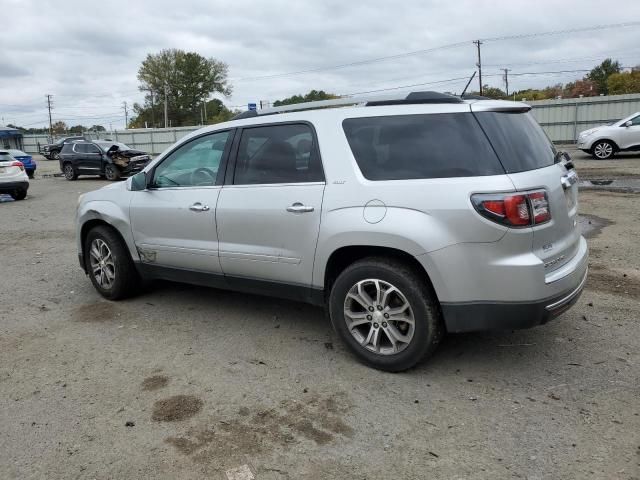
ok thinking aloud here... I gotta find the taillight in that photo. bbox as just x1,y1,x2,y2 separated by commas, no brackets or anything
472,190,551,227
11,161,24,171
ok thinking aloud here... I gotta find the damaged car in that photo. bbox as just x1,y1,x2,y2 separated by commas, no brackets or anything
59,140,151,181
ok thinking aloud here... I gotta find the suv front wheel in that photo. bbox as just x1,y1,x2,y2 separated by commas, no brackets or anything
592,140,615,160
84,225,140,300
329,257,443,372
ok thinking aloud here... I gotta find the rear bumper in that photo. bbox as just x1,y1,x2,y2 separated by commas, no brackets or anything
0,181,29,193
442,268,588,333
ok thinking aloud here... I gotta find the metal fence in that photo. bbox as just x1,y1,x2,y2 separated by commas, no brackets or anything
21,126,201,156
528,93,640,143
20,93,640,154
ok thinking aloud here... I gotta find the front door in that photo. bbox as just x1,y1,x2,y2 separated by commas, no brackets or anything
75,143,103,174
130,130,233,273
216,123,325,287
617,114,640,149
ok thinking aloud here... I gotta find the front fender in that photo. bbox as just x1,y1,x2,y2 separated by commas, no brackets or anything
76,199,138,262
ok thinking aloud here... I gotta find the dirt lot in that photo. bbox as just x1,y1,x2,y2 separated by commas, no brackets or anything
1,150,638,480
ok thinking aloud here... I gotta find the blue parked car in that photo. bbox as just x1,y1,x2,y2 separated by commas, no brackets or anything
7,150,36,178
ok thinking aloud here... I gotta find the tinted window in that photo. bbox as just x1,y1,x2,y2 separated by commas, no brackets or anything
86,144,101,154
153,130,230,187
474,112,556,173
74,144,88,153
629,115,640,126
233,124,324,185
342,113,504,180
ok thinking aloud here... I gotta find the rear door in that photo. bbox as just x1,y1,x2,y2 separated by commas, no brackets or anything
216,122,325,287
474,109,580,276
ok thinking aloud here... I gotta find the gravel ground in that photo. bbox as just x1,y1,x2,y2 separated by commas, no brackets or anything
1,152,638,480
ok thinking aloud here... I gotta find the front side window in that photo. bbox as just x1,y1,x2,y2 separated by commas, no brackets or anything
628,115,640,126
233,124,324,185
152,130,231,187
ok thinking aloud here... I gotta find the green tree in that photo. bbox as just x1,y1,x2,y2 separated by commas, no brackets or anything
607,70,640,94
52,121,67,134
273,90,338,106
68,124,85,134
133,49,231,127
586,58,621,95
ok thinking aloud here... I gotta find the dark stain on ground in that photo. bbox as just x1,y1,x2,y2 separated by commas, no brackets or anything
142,375,169,391
578,214,614,239
165,393,353,462
586,269,640,298
576,168,640,179
152,395,203,422
73,302,118,322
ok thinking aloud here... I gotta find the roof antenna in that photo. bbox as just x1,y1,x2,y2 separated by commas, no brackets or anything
460,71,477,98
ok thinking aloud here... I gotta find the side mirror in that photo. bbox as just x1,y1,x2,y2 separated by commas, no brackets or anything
130,171,149,191
625,120,633,127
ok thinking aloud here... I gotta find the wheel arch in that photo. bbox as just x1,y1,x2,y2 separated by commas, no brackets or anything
323,245,440,302
591,138,619,152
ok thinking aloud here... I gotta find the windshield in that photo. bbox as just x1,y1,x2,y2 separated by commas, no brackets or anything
96,142,131,151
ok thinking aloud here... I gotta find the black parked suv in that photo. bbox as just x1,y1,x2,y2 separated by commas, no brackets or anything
42,136,85,160
59,140,151,181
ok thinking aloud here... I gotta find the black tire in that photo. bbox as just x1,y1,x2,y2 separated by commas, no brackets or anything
104,164,121,181
328,257,444,372
52,151,61,160
84,225,140,300
63,163,77,181
591,140,615,160
10,189,27,201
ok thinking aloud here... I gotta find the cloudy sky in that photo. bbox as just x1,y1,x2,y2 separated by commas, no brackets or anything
1,0,640,129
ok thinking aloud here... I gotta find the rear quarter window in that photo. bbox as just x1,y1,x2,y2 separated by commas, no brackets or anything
342,113,504,180
474,112,556,173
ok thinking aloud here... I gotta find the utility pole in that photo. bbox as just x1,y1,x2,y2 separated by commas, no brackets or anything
473,40,483,96
203,100,207,124
45,94,54,142
149,89,155,128
122,101,128,129
163,82,168,129
502,68,511,97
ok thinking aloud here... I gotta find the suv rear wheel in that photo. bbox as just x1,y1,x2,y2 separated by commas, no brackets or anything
84,225,139,300
63,163,77,181
592,140,615,160
329,257,443,372
10,189,27,201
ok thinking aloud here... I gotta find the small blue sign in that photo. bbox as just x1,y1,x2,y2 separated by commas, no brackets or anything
248,103,257,111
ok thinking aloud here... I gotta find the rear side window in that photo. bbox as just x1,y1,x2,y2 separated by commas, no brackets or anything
474,112,556,173
342,113,504,180
233,123,324,185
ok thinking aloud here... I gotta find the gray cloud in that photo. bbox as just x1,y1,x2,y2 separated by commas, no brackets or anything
1,0,639,128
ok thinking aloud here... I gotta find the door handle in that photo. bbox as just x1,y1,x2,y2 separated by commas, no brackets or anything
189,202,210,212
286,202,314,213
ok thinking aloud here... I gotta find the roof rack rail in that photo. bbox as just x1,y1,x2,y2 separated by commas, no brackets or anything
232,91,467,119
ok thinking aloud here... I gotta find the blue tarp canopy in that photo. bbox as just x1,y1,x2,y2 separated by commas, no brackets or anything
0,128,21,138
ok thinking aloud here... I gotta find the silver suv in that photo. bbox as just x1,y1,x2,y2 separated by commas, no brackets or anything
76,92,588,371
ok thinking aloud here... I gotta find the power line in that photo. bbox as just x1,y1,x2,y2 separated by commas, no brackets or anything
232,21,640,82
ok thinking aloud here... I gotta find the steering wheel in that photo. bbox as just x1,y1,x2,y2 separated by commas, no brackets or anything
190,167,216,186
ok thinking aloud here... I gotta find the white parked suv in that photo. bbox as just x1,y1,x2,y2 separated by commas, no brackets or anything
76,92,588,371
0,151,29,200
577,111,640,159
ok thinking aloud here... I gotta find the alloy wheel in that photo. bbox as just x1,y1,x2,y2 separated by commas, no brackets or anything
89,238,115,289
343,279,415,355
594,142,613,159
